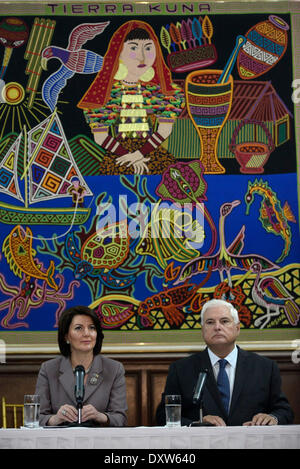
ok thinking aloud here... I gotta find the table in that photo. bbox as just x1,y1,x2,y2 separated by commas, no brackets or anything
0,425,300,449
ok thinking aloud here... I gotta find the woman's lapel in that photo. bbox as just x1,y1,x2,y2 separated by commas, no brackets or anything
83,355,104,402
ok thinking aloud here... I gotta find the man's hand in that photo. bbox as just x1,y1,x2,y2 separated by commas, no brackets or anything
243,413,278,426
203,415,227,426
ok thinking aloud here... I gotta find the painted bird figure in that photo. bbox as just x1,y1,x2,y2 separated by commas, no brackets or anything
250,261,300,329
41,21,110,111
174,200,278,286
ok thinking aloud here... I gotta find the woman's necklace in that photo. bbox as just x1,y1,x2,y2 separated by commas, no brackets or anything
72,359,93,374
122,79,138,85
119,82,149,138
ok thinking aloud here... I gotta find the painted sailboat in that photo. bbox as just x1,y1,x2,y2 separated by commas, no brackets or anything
0,110,93,225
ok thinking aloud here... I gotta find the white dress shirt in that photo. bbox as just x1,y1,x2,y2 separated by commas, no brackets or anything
207,346,238,408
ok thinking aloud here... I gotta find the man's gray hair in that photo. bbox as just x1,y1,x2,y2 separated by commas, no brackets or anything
201,299,239,325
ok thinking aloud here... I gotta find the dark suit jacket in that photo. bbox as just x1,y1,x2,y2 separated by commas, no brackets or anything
156,347,294,426
35,354,128,427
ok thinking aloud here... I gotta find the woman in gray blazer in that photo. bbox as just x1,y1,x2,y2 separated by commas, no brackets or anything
35,305,128,427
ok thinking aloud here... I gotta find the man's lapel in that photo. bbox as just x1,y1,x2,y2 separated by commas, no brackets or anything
229,347,248,415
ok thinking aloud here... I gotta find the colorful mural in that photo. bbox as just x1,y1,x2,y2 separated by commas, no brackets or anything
0,3,299,340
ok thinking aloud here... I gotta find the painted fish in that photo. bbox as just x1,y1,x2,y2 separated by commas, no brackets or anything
156,161,217,256
136,204,204,269
2,225,58,290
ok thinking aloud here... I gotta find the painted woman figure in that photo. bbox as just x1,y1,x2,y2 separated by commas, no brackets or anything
78,20,185,175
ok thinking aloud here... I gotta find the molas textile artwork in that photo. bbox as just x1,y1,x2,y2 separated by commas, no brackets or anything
0,1,299,351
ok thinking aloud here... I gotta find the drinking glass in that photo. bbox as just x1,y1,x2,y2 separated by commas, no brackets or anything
24,394,40,428
165,394,181,427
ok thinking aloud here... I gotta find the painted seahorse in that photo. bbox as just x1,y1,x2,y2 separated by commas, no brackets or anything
245,179,296,263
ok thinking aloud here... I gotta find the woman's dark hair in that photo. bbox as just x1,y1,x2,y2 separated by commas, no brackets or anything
58,305,104,357
124,28,151,42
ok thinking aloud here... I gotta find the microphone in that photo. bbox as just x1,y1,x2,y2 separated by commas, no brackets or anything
190,369,214,426
193,370,208,404
74,365,85,424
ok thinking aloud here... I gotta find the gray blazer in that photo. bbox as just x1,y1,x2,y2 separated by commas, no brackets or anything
35,354,128,427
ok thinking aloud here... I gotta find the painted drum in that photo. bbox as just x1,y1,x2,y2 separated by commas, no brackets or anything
237,15,289,79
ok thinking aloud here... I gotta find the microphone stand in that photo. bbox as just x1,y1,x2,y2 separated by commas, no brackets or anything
77,399,83,425
65,399,84,427
189,397,215,427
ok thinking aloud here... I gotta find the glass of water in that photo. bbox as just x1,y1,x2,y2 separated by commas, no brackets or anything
165,394,181,427
24,394,40,428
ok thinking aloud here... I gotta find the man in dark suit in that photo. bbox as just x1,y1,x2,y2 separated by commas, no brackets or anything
156,299,293,426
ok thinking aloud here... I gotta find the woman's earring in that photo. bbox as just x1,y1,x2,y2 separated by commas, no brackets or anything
114,60,128,80
140,66,155,82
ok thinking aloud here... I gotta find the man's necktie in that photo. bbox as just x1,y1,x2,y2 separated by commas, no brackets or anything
217,359,230,414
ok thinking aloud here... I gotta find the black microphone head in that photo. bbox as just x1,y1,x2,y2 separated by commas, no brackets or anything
193,370,208,404
74,365,85,405
75,365,85,374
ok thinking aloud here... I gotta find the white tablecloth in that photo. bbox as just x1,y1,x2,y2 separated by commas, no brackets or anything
0,425,299,449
